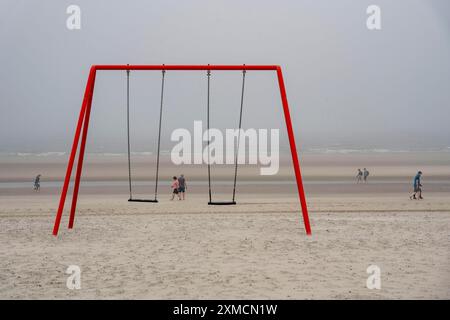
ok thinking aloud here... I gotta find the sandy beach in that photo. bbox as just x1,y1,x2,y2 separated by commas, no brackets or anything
0,152,449,299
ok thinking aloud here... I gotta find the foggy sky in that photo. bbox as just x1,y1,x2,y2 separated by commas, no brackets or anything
0,0,449,153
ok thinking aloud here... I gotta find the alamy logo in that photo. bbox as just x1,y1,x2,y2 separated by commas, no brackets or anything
366,5,381,30
366,265,381,290
66,5,81,30
66,265,81,290
171,121,279,175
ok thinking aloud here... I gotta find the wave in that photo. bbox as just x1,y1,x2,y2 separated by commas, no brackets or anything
303,147,450,154
3,152,67,157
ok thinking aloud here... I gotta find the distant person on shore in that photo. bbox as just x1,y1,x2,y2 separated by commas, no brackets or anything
410,171,423,200
363,168,370,183
178,174,187,200
170,176,181,200
33,174,41,192
356,169,363,183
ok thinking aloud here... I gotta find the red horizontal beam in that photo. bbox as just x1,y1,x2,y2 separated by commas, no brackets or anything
94,65,278,71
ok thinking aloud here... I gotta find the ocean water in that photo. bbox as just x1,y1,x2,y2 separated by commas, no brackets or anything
1,146,450,159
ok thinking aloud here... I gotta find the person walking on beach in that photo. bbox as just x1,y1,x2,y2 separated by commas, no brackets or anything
410,171,423,200
178,174,187,200
170,176,181,200
356,169,363,183
33,174,41,192
363,168,370,183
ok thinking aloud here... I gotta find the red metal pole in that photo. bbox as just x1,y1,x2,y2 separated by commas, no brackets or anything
276,66,312,235
68,67,97,229
52,68,94,236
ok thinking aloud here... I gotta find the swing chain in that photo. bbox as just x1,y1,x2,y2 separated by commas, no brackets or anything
126,67,132,200
232,67,246,202
154,68,166,201
206,68,212,202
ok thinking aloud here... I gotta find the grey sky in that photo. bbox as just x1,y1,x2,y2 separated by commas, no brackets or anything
0,0,449,153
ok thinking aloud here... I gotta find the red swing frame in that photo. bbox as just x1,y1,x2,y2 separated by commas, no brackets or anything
52,65,312,236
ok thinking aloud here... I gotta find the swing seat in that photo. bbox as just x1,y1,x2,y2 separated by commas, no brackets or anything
128,198,158,203
208,201,237,205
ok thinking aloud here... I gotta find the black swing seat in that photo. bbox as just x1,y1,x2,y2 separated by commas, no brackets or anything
128,198,158,203
208,201,236,205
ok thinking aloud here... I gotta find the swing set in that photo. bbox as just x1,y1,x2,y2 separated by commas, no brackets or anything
52,65,311,236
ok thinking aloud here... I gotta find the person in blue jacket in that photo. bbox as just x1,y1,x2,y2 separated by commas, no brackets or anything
410,171,423,200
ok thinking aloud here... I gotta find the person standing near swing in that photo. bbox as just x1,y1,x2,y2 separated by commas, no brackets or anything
178,174,187,200
170,176,181,200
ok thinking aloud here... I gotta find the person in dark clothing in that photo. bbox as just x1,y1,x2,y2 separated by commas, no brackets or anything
178,174,187,200
363,168,370,183
34,174,41,192
410,171,423,200
356,169,363,183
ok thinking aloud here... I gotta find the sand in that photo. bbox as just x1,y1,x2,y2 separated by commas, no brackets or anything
0,152,449,299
